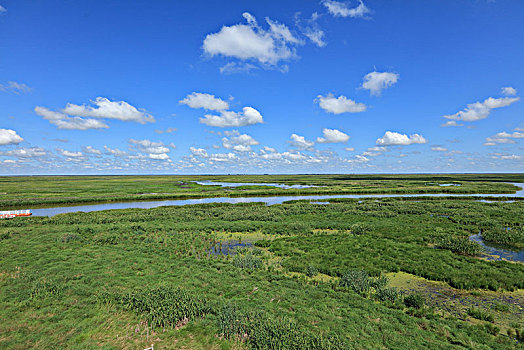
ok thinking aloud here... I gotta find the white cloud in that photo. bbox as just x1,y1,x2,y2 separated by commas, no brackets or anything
148,153,170,160
203,12,301,69
208,152,238,162
344,147,355,151
219,62,259,74
0,81,32,94
190,147,208,158
316,93,366,114
346,154,370,163
222,132,259,152
295,12,326,47
103,146,127,156
361,71,399,95
290,134,315,150
0,129,23,145
322,0,371,18
83,146,102,155
441,121,463,127
0,5,6,13
491,153,523,161
367,146,388,152
36,97,154,130
431,146,448,152
57,148,83,157
376,131,428,146
62,97,154,124
155,127,177,134
443,96,520,122
179,92,229,111
200,106,263,127
0,147,46,158
501,87,517,96
484,130,524,145
316,128,350,143
129,139,170,154
35,106,109,130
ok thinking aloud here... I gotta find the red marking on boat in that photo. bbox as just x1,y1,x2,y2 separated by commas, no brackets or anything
0,210,32,219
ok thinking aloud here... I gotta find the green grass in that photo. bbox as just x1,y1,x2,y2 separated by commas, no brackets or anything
0,175,523,348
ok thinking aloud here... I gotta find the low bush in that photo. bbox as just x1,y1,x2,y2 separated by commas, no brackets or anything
404,294,425,309
105,286,211,329
467,307,494,323
339,269,372,296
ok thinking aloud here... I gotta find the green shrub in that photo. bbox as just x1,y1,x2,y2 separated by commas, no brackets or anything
350,223,373,235
433,236,482,256
375,287,401,303
404,294,425,309
482,227,524,248
233,250,263,271
305,265,318,277
467,307,494,323
339,270,371,296
108,286,211,329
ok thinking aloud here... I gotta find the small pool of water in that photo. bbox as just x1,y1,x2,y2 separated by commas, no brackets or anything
194,181,318,189
469,234,524,263
208,240,252,256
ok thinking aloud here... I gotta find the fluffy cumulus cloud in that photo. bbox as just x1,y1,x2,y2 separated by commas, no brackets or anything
203,12,302,70
290,134,315,150
129,139,171,160
316,128,350,143
190,147,208,158
376,131,427,146
56,148,83,158
443,96,520,123
0,147,47,158
179,92,229,111
222,131,259,152
0,81,32,94
316,94,366,114
208,152,238,162
322,0,371,18
361,71,399,95
180,92,264,127
35,97,154,130
484,130,524,146
83,146,102,155
62,97,154,124
35,107,109,130
501,87,517,96
0,129,24,145
103,145,127,156
201,107,263,127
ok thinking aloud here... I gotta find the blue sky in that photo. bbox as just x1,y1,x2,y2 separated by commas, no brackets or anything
0,0,523,174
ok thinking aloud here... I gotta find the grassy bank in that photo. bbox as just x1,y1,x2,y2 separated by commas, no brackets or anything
1,195,523,348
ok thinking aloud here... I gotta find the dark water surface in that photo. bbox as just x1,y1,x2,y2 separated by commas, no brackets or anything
469,234,524,263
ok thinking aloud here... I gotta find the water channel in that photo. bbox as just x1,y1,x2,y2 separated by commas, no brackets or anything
29,182,524,217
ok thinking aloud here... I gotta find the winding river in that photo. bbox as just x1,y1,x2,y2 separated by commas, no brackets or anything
29,182,524,217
